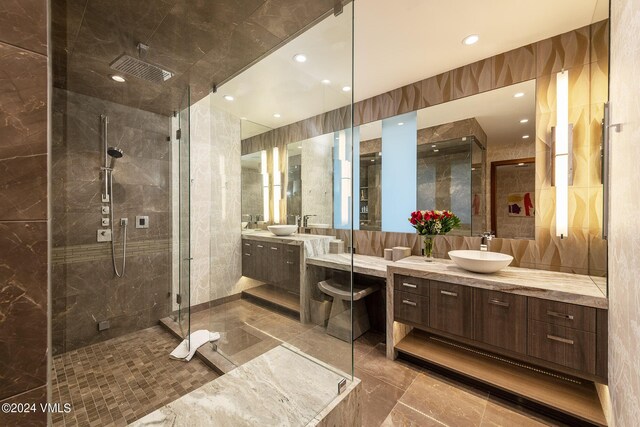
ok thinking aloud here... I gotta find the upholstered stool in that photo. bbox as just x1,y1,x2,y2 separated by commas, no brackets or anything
317,279,379,342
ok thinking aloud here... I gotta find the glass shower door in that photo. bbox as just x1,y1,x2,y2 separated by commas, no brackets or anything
178,86,191,348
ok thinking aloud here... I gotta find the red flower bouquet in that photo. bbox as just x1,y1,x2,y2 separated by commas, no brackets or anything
408,210,461,261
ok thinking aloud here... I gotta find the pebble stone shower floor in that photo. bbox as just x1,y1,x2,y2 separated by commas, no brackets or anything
51,326,218,426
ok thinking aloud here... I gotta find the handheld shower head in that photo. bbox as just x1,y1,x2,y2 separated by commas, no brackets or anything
107,146,124,169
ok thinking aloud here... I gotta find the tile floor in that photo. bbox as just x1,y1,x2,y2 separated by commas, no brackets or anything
51,326,218,426
51,298,566,427
355,333,566,427
168,298,566,426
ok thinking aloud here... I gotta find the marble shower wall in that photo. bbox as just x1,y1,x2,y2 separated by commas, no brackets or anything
246,21,609,276
187,95,244,307
608,0,640,424
0,1,49,424
51,89,172,354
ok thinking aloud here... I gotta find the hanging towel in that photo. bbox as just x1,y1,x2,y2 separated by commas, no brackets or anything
170,330,220,362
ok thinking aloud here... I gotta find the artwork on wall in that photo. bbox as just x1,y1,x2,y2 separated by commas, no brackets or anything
507,192,534,217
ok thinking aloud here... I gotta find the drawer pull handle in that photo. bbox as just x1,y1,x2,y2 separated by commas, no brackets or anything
547,310,574,320
440,290,458,297
402,282,417,289
286,261,294,265
488,299,510,307
270,247,278,250
547,334,574,345
244,243,250,246
257,244,264,248
244,253,251,256
402,299,417,307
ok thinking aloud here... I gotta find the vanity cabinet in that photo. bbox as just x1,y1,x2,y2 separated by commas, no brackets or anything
429,281,473,339
242,239,300,293
473,289,527,354
527,299,598,374
391,273,608,382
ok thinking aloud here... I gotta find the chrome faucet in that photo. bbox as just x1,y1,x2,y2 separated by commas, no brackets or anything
480,232,494,251
303,214,316,228
287,214,302,227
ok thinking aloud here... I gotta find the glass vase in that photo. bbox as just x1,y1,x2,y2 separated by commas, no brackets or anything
423,235,436,262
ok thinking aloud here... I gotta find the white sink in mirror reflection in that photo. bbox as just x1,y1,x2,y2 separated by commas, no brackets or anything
448,250,513,274
267,225,298,236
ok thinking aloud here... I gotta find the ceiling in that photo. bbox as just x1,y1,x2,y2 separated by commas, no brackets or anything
52,0,608,126
51,0,338,116
223,0,607,136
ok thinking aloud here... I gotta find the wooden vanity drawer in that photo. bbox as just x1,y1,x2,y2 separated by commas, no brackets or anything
473,289,527,354
529,298,596,332
394,291,429,327
528,319,596,374
429,281,473,339
394,274,430,297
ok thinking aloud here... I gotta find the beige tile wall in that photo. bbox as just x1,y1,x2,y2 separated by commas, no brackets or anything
608,0,640,424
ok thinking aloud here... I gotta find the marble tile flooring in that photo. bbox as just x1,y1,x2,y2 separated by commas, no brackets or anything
164,299,353,374
51,298,567,427
171,298,566,426
354,333,566,427
50,326,218,426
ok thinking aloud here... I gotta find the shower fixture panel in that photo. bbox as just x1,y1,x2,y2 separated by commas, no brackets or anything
110,54,174,84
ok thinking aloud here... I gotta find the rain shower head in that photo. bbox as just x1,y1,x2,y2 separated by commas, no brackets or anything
108,147,124,169
108,147,123,158
109,53,174,84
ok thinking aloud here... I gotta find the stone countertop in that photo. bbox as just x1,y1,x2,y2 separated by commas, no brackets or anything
306,253,391,278
307,254,608,309
242,230,336,245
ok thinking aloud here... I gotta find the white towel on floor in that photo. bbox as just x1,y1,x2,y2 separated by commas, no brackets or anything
170,330,220,362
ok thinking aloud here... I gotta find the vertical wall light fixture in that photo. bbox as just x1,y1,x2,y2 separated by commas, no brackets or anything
553,70,573,239
261,150,269,222
272,146,281,223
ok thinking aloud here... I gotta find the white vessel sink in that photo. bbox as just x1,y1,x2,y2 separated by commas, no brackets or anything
267,225,298,236
448,250,513,274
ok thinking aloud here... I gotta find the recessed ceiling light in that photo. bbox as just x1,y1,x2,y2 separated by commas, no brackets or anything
431,144,437,148
273,113,281,118
342,86,351,92
462,34,480,46
471,167,476,171
321,79,331,85
461,137,467,141
514,92,525,98
520,118,529,124
522,135,530,139
378,152,382,156
293,53,307,63
433,149,440,153
370,159,375,162
398,122,404,126
518,162,525,166
111,75,126,83
224,95,234,101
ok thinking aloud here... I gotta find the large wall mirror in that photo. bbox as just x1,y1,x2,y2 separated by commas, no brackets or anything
262,79,537,237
